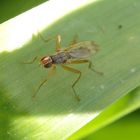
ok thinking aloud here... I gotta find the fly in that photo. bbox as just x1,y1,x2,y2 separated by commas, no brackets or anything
24,34,103,101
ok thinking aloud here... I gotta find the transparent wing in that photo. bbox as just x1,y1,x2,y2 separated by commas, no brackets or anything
68,41,99,59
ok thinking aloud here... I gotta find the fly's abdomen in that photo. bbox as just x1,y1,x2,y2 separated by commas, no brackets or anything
51,52,71,64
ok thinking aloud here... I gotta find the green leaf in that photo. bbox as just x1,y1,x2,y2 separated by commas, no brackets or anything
0,0,47,23
82,106,140,140
0,0,140,140
69,86,140,140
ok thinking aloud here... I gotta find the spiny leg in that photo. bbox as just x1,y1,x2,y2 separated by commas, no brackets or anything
61,64,81,101
66,59,103,75
32,65,56,98
38,33,62,52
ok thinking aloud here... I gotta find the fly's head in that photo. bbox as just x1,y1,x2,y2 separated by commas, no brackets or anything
41,56,52,68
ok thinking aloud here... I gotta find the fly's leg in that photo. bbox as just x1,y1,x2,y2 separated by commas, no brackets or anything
38,33,55,43
32,65,56,98
69,34,78,46
38,33,62,52
67,60,103,75
22,56,38,64
61,64,81,101
55,35,62,52
65,34,78,51
88,60,103,75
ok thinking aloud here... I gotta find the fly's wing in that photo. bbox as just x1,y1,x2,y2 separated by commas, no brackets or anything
68,41,99,59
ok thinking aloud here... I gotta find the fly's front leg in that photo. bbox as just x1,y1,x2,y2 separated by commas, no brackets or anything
38,32,55,43
61,64,81,101
67,60,103,75
38,33,62,52
22,56,38,64
32,65,56,98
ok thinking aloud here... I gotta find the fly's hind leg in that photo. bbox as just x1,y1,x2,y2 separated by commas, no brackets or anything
61,64,81,101
67,60,103,75
88,60,103,75
32,65,56,98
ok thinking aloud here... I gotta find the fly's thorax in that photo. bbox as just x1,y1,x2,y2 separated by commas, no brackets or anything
51,52,71,64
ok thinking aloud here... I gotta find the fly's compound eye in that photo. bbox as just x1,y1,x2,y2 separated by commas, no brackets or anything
44,63,52,68
41,56,52,68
